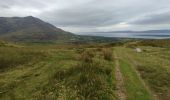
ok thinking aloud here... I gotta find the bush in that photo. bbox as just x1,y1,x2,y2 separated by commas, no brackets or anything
102,48,113,61
52,60,114,100
80,50,95,62
75,48,85,54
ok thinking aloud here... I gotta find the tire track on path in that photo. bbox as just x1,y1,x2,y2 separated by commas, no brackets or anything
114,52,126,100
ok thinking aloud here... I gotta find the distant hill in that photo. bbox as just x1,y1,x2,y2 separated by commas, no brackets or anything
136,30,170,33
0,16,169,43
0,16,122,43
93,30,170,33
0,16,75,42
125,39,170,48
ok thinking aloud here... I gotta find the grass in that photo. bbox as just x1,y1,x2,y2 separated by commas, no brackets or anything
43,49,117,100
0,46,47,70
125,39,170,48
102,48,113,61
0,44,117,99
0,45,77,99
119,59,154,100
0,39,170,100
127,46,170,100
115,46,170,100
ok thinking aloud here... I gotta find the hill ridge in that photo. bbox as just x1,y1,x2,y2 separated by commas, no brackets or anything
0,16,75,42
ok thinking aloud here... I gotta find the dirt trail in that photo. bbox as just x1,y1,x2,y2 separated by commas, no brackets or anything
114,52,126,100
126,53,158,100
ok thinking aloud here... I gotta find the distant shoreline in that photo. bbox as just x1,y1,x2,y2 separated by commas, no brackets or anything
78,32,170,39
136,35,170,37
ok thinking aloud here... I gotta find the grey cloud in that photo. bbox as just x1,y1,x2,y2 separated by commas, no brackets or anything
0,0,170,32
39,0,170,28
0,0,47,8
39,8,123,27
129,11,170,25
0,4,10,9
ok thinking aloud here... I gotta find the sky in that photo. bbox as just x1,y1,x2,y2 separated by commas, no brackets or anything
0,0,170,33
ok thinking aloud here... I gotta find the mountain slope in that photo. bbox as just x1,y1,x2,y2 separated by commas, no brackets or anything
0,16,75,42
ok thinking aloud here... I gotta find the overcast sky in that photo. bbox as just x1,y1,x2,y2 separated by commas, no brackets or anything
0,0,170,33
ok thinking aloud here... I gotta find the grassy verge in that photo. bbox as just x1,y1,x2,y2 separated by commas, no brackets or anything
119,59,154,100
123,46,170,100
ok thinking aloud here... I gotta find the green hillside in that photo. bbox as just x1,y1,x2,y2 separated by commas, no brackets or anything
0,39,169,100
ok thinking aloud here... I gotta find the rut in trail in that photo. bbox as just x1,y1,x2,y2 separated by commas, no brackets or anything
114,52,126,100
126,53,158,100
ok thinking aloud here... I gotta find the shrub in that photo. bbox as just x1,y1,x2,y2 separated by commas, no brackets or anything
80,50,95,63
102,48,113,61
52,60,114,100
75,48,85,54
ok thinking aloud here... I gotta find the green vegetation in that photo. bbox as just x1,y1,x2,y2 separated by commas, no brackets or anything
115,39,170,100
102,48,113,61
48,50,116,100
0,39,170,100
0,43,117,100
124,47,170,100
119,60,153,100
126,39,170,48
0,47,78,99
0,47,47,69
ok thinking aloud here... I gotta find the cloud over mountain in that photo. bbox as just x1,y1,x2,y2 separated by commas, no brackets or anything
0,0,170,32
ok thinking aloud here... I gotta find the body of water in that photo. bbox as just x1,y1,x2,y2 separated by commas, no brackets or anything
78,32,170,39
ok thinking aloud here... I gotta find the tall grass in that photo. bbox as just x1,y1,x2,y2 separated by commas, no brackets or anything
0,47,47,69
102,48,113,61
43,49,116,100
80,50,95,63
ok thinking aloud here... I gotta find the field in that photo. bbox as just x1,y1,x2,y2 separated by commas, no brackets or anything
0,39,170,100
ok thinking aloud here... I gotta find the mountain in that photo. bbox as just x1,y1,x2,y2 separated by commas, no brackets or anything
0,16,122,43
0,16,75,42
